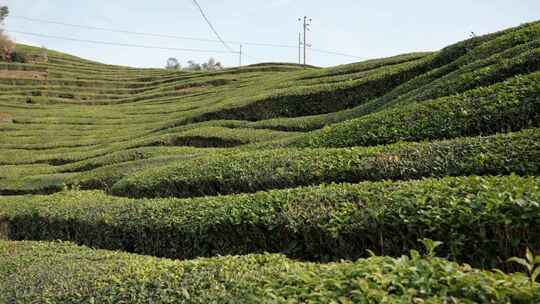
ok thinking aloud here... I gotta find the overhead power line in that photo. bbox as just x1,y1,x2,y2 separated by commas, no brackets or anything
7,30,239,54
10,15,295,49
10,15,364,59
11,15,227,44
311,48,363,58
190,0,234,53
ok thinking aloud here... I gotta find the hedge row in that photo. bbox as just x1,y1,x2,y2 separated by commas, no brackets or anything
3,175,539,269
2,241,537,303
111,128,540,198
193,57,438,122
354,24,540,116
298,71,540,147
294,55,430,87
157,127,302,148
60,146,204,173
0,148,211,195
238,24,540,133
380,41,540,112
137,36,537,137
299,52,431,80
72,153,210,191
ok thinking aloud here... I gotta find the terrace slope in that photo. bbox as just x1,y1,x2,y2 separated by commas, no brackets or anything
1,20,540,301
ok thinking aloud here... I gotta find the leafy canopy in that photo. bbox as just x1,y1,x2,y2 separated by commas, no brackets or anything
0,6,8,23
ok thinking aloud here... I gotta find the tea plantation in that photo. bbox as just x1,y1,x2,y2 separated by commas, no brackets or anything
1,21,540,302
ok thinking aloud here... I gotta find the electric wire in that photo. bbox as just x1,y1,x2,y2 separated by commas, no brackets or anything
8,29,239,54
190,0,235,53
10,15,364,59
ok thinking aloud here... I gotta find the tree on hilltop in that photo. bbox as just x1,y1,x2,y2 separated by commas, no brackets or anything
185,60,202,71
184,58,223,71
166,57,181,70
0,6,8,22
166,57,225,71
0,6,14,62
202,58,223,71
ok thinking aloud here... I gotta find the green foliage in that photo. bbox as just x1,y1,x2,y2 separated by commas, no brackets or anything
2,21,540,302
0,6,8,23
111,128,540,198
157,126,302,148
509,248,540,284
0,147,212,195
3,175,540,269
1,240,538,303
419,239,444,258
8,51,27,63
298,71,540,147
247,21,540,133
193,57,437,122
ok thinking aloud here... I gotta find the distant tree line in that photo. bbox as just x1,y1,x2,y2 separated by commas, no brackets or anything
166,57,224,71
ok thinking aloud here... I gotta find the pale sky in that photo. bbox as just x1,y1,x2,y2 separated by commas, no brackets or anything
1,0,539,68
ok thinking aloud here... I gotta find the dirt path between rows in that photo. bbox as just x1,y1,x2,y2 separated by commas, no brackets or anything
0,113,12,123
0,70,48,80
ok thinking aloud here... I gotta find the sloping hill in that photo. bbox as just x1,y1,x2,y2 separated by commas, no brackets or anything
1,21,540,302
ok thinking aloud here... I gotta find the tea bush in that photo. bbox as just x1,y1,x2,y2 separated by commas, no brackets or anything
298,71,540,147
3,175,540,268
111,128,540,198
1,241,538,303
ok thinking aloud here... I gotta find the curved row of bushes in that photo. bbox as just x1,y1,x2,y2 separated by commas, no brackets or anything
193,57,439,122
298,52,431,80
380,41,540,111
3,175,540,268
111,128,540,198
0,148,212,195
236,24,540,133
297,71,540,147
2,241,537,303
157,127,302,148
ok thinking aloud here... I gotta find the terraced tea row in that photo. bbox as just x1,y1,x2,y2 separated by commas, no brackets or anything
2,241,537,303
112,129,540,198
2,22,540,162
2,175,538,269
298,71,540,147
2,127,537,196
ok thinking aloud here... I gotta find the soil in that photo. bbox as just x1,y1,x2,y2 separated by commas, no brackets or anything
0,70,48,80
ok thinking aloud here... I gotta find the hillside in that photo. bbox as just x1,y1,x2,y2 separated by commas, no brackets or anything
1,20,540,302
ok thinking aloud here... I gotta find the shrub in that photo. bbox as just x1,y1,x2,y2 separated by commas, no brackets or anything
1,241,538,303
194,57,439,122
380,41,540,110
237,23,540,133
111,128,540,198
0,30,14,62
3,175,540,269
157,127,302,148
297,71,540,147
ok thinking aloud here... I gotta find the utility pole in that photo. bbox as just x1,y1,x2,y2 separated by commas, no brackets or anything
298,16,312,65
298,33,302,64
239,44,243,67
303,16,307,65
